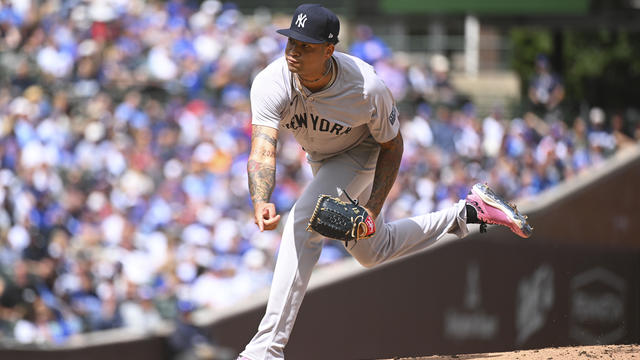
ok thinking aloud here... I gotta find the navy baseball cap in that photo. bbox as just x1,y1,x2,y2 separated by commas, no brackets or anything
276,4,340,44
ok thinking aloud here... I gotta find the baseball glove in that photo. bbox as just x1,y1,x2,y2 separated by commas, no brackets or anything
306,189,376,246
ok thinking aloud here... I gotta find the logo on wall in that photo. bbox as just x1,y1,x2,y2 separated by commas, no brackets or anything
569,267,626,344
444,262,499,340
516,264,554,344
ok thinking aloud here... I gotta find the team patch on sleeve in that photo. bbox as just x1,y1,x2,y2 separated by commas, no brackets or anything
388,106,398,125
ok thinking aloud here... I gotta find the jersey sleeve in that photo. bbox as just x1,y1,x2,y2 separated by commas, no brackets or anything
250,67,286,129
367,80,400,143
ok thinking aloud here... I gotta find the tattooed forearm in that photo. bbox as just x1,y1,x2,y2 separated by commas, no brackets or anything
248,125,278,205
248,159,276,204
366,133,404,217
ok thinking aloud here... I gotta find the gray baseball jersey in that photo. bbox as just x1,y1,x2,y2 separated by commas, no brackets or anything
250,51,400,161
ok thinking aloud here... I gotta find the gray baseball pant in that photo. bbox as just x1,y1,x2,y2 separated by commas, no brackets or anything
241,141,469,360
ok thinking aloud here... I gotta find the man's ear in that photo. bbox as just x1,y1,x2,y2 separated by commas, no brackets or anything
325,43,335,58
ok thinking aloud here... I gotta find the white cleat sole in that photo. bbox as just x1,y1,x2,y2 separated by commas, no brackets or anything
472,183,533,238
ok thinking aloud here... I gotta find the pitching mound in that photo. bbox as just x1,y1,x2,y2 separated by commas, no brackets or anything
385,344,639,359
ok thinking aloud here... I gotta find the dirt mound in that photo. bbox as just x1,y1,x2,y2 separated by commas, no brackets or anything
385,344,639,359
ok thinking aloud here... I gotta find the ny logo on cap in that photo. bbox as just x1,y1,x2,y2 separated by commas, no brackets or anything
295,13,308,28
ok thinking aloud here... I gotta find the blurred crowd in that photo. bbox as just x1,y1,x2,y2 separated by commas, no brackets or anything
1,0,638,346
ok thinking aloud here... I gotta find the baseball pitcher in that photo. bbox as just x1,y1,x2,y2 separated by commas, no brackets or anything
240,4,532,360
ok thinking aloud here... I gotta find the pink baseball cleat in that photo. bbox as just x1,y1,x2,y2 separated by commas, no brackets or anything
465,183,533,238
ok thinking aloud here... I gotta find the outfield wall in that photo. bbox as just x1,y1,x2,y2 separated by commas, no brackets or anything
0,334,169,360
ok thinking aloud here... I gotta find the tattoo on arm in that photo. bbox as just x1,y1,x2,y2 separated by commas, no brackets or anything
248,126,278,205
367,133,404,216
248,159,276,205
255,131,277,148
258,149,276,158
